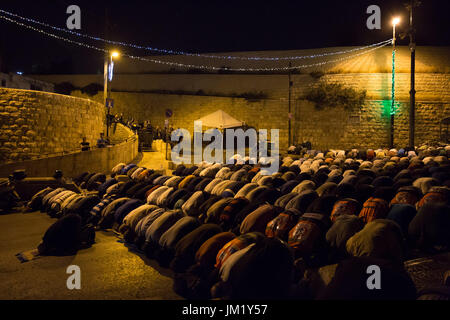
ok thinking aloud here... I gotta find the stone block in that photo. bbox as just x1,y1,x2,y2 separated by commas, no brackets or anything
9,153,19,160
3,141,16,148
9,101,22,107
2,129,13,136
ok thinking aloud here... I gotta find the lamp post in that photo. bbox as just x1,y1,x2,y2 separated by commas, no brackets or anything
288,62,292,147
406,0,420,149
390,17,400,148
104,50,119,139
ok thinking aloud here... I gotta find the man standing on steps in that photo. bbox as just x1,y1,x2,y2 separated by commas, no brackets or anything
145,121,154,150
97,133,109,148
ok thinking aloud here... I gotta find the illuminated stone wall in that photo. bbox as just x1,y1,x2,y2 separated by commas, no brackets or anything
292,100,450,149
29,72,450,101
37,43,448,151
0,72,54,92
0,88,106,163
0,133,138,178
73,80,449,151
72,90,289,150
33,72,450,150
289,72,450,149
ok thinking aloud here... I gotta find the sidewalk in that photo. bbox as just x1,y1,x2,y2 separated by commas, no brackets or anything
137,150,170,174
0,211,181,300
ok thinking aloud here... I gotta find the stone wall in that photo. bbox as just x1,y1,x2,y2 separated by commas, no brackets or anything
0,133,139,178
109,122,135,144
29,44,449,152
71,66,450,150
31,43,448,152
293,100,450,150
0,88,106,163
31,73,290,98
0,72,54,93
72,91,289,150
31,71,450,151
30,45,449,95
303,73,450,102
288,72,450,149
29,72,450,101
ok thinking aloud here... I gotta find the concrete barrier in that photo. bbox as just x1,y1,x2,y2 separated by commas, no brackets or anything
0,135,139,178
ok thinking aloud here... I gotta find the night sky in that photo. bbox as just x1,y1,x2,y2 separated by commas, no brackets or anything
0,0,449,74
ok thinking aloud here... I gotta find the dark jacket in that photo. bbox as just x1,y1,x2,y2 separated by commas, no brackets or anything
408,203,450,251
171,224,222,273
37,214,83,256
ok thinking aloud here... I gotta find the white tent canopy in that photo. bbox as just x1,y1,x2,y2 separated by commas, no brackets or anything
195,109,244,129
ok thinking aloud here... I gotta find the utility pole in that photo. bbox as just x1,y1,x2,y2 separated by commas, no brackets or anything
104,56,110,138
103,55,108,105
288,62,292,146
104,8,111,139
407,0,419,149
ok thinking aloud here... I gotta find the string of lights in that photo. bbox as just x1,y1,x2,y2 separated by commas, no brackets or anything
0,8,392,61
0,14,391,72
127,42,391,72
0,15,107,53
391,49,397,115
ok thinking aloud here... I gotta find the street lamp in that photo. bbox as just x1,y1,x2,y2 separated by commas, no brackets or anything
390,17,400,148
393,17,400,29
111,51,119,58
104,50,120,139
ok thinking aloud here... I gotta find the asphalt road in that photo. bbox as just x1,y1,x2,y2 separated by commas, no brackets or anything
1,209,448,300
0,211,181,300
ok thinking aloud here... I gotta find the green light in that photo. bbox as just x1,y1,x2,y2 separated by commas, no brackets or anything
382,100,392,116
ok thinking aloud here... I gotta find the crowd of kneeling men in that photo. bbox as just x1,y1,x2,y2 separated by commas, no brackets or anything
27,145,450,300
